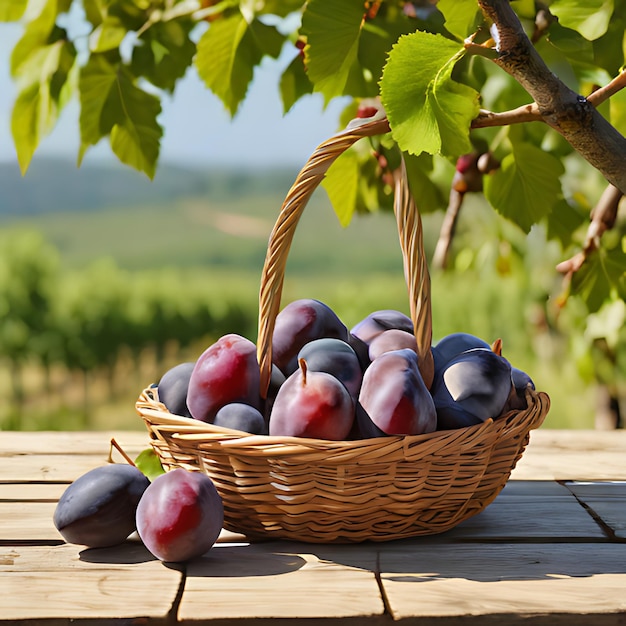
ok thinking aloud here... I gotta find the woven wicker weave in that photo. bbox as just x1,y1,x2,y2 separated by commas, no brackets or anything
136,114,550,543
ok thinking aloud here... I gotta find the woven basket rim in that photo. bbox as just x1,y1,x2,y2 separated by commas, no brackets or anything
136,385,549,451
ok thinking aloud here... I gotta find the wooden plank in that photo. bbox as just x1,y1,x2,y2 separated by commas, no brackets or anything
499,480,572,497
564,481,626,498
379,543,626,621
512,430,626,481
0,482,68,501
582,500,626,539
438,490,607,541
563,482,626,539
0,455,123,482
0,542,181,621
179,540,384,621
0,431,149,456
0,501,60,542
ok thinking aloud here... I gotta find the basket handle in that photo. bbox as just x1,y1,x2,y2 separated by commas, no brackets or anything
257,114,434,397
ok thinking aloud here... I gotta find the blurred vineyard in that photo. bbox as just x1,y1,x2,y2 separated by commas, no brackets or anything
0,223,616,431
0,230,258,430
0,161,623,430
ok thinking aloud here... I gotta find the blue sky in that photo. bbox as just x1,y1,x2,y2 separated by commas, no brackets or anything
0,21,348,171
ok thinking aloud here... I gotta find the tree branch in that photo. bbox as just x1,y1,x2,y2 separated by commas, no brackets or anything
472,103,541,128
477,0,626,195
555,183,623,278
587,70,626,108
432,188,465,270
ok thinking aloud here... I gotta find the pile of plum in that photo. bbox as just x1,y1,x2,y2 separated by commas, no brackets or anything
159,298,535,440
54,462,224,562
53,298,535,563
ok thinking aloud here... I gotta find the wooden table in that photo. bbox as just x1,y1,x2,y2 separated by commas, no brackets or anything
1,429,625,624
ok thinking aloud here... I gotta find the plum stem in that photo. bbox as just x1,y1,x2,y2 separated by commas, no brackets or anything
298,358,308,385
108,438,137,467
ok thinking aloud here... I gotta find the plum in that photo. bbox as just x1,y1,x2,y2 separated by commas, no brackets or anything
269,358,355,440
350,309,414,345
503,367,536,411
214,402,267,435
347,332,371,372
512,366,535,393
431,347,513,429
187,334,261,423
297,338,363,399
53,464,150,548
358,348,436,436
157,361,194,417
350,401,388,439
136,468,224,563
432,332,491,375
271,299,349,375
368,329,418,361
261,364,287,423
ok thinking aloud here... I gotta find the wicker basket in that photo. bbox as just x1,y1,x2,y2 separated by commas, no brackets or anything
136,114,550,544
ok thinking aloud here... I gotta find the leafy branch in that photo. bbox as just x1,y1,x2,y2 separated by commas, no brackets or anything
477,0,626,194
3,0,626,315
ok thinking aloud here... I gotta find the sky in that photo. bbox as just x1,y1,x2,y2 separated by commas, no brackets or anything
0,21,349,171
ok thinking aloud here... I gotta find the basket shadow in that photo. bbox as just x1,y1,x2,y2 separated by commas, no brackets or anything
374,538,626,583
208,536,626,584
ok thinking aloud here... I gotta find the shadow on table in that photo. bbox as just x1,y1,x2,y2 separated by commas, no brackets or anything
79,540,158,565
78,538,308,578
76,530,626,583
183,536,626,583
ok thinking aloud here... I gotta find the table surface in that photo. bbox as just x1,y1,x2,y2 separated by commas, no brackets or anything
1,428,625,625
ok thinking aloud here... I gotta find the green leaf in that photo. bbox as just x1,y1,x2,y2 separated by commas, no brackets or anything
322,149,360,227
437,0,480,40
11,39,76,174
11,85,41,174
79,54,119,149
0,0,27,21
134,448,165,481
572,245,626,313
357,15,414,97
89,16,127,52
609,81,626,137
549,0,614,41
510,0,536,19
546,22,594,64
592,20,626,76
132,20,196,93
301,0,364,102
403,153,446,214
257,0,305,18
79,55,162,177
483,141,565,233
380,31,480,158
196,12,285,115
280,52,312,114
10,0,58,78
110,115,161,179
83,0,105,27
546,198,586,248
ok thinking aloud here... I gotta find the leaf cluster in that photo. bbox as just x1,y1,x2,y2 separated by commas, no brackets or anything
4,0,626,315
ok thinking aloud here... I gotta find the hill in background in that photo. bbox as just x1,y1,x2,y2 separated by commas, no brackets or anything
0,157,416,276
0,158,299,216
